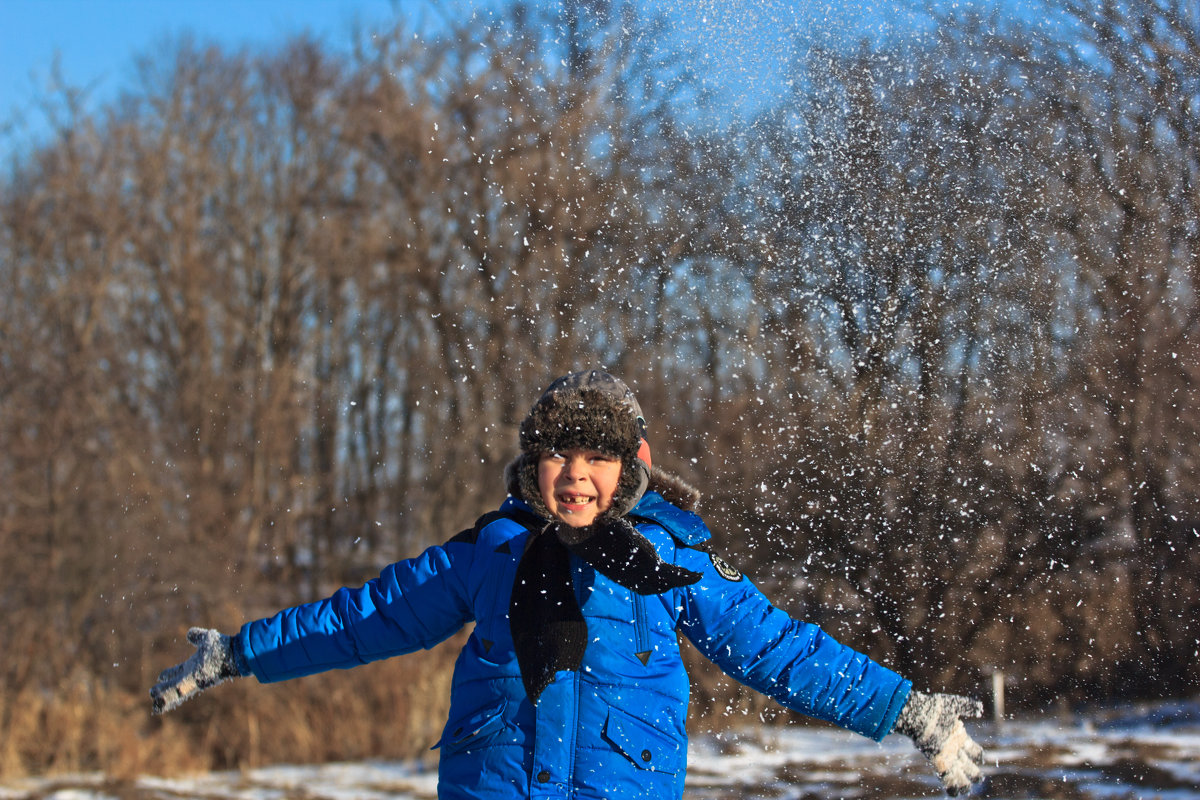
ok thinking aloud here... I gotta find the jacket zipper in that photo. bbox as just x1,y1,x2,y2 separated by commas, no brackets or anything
634,592,650,660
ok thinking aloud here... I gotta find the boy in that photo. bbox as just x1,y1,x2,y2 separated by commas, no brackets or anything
152,370,985,798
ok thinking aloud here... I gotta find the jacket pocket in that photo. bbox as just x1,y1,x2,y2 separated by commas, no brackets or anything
431,698,509,752
602,706,682,775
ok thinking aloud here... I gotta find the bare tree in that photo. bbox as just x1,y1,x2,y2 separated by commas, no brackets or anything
2,0,1197,778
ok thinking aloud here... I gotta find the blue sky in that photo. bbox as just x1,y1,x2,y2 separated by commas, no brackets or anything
1,1,404,103
0,0,935,161
1,0,410,157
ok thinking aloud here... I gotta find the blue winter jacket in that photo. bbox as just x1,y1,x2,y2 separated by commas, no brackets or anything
236,492,912,799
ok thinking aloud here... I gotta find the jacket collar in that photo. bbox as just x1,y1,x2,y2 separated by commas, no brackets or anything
629,492,711,546
501,492,711,547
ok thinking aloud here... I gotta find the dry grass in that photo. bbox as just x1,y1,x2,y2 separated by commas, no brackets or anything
0,627,791,782
0,643,461,781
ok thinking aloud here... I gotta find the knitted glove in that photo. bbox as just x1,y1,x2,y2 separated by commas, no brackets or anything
150,627,244,714
892,690,985,795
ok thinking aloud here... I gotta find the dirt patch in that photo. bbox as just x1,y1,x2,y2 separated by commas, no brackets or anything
1100,757,1198,790
980,769,1100,800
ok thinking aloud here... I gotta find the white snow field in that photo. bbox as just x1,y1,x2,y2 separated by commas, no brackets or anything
1,699,1196,799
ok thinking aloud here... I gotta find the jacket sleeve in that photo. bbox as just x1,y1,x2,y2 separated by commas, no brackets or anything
236,539,475,684
675,546,911,741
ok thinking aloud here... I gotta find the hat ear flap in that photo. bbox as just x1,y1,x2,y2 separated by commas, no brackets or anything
603,457,649,519
629,459,650,505
511,452,552,520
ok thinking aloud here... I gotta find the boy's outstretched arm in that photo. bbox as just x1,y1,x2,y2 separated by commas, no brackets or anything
892,690,986,795
150,627,247,714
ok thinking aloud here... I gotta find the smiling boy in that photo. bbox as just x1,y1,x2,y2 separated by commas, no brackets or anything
151,370,985,798
538,449,621,525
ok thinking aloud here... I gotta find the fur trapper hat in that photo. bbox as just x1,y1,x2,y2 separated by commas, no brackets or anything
505,370,700,518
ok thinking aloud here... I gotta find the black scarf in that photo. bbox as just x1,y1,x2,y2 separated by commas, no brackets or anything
509,517,702,704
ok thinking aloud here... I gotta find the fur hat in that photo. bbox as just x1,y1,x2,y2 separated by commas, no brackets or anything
505,370,702,518
505,370,650,519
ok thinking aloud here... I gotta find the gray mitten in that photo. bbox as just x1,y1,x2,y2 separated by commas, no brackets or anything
150,627,244,714
892,690,985,795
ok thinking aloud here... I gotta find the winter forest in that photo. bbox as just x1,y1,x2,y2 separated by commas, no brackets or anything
0,0,1197,782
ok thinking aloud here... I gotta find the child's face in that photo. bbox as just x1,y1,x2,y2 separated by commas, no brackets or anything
537,449,622,527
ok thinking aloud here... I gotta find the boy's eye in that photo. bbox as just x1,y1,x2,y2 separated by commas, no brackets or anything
543,451,614,464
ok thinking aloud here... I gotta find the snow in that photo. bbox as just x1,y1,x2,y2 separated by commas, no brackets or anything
1,700,1197,799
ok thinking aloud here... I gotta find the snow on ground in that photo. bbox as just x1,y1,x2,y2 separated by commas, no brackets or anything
2,699,1197,799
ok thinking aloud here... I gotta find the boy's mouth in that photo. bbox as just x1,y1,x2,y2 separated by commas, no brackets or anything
557,493,595,509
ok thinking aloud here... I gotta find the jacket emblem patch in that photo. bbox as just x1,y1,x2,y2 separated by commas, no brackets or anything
709,552,742,581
